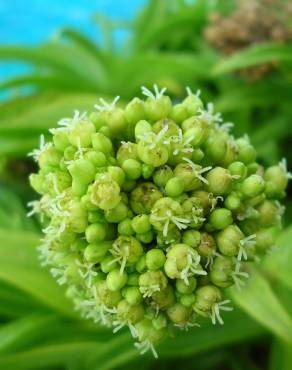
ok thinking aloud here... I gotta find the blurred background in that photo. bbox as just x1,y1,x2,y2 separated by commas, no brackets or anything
0,0,292,369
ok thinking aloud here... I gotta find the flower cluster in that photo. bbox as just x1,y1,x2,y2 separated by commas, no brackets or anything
205,0,292,80
29,85,289,358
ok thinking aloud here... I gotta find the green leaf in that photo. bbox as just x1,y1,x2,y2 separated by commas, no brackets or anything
0,186,36,231
264,226,292,291
213,43,292,75
0,341,99,370
0,229,74,317
0,314,60,353
0,282,44,318
158,309,263,357
86,310,264,370
269,340,292,370
231,271,292,344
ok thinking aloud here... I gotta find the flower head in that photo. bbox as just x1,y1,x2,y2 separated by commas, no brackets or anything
28,86,288,358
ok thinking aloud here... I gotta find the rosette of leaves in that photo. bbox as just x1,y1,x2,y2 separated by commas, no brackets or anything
28,85,290,357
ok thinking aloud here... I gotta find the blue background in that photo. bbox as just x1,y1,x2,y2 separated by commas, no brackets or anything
0,0,146,79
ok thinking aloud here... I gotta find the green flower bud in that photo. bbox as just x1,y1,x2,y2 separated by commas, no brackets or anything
152,285,175,310
68,159,96,185
165,243,206,282
136,230,154,244
135,319,165,347
85,223,106,243
182,91,203,115
142,163,154,179
122,159,142,180
84,241,111,263
165,177,185,197
209,257,236,288
264,159,291,197
107,269,128,291
167,303,191,325
68,120,96,148
103,108,126,136
136,255,147,273
170,103,188,123
146,249,166,270
96,280,122,308
131,214,151,234
236,137,256,165
182,230,201,248
204,131,227,164
246,162,260,176
176,277,197,294
241,175,265,198
256,200,283,227
150,197,188,235
53,131,70,151
153,165,173,187
117,142,138,166
144,95,172,122
182,118,208,146
193,285,222,316
118,218,135,236
111,236,143,271
46,171,71,195
228,161,247,181
216,225,244,258
180,293,196,307
130,182,162,214
124,287,143,305
107,166,125,186
224,192,241,211
139,270,168,298
29,173,46,194
85,151,106,168
105,202,128,223
181,197,205,228
38,146,62,170
206,167,232,196
219,140,238,168
208,208,233,230
137,134,169,167
192,148,205,163
196,232,216,263
255,229,275,254
174,162,208,191
152,313,168,331
101,255,119,273
66,200,88,233
117,299,144,324
125,97,145,126
92,132,113,154
91,174,121,211
63,145,76,162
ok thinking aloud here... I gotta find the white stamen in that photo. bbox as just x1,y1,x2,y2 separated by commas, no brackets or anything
238,234,256,261
94,96,120,112
135,340,158,359
28,134,52,162
210,300,233,325
232,262,249,290
182,157,212,184
141,84,166,100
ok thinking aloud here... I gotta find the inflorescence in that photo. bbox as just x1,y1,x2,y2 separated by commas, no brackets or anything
29,85,290,358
